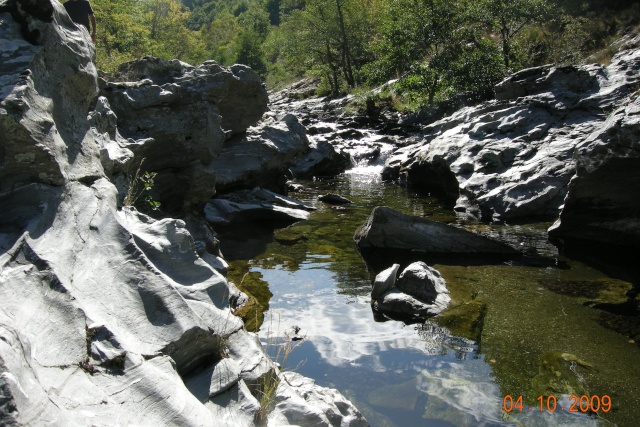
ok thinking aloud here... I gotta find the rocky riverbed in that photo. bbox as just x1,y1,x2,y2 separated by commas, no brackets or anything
1,0,639,426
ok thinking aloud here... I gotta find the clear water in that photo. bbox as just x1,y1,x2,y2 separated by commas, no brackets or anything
221,167,640,427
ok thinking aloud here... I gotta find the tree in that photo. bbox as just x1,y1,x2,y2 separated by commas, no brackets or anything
472,0,551,69
141,0,205,63
92,0,151,72
276,0,376,95
236,29,268,76
374,0,465,103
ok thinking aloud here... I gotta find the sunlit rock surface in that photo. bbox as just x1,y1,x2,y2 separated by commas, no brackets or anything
210,112,308,193
99,56,267,212
0,1,368,425
354,207,520,258
373,262,451,320
205,188,313,227
383,48,640,221
549,94,640,248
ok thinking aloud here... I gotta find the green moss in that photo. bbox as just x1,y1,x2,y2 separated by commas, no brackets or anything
539,277,632,306
435,300,487,343
531,352,592,399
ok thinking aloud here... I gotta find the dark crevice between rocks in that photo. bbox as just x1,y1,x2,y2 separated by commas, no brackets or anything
403,161,459,210
0,356,20,426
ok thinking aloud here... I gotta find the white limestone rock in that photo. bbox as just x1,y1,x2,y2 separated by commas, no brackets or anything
371,263,400,300
383,49,640,221
268,372,369,427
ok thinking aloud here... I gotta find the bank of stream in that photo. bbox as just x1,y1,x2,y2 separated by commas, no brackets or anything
219,167,640,427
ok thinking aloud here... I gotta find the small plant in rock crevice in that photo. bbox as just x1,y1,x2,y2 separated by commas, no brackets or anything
254,314,306,425
123,158,161,212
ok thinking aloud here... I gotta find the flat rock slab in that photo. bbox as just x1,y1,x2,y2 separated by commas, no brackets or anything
204,198,310,226
354,206,519,257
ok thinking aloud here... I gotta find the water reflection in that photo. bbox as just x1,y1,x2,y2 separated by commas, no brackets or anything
253,256,598,427
224,167,637,426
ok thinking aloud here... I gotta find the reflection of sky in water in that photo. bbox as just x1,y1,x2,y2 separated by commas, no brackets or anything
254,257,597,427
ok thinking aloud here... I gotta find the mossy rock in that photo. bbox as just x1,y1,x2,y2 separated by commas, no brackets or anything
227,269,273,332
434,300,487,343
531,352,592,398
273,227,309,245
539,278,632,306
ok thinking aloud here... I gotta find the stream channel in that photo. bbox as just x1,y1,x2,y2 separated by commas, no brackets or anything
219,137,640,426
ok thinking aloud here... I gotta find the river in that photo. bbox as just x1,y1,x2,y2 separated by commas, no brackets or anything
219,160,639,426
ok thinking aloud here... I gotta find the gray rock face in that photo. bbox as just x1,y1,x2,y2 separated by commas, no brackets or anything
99,57,268,212
0,2,367,425
371,262,451,320
384,48,640,221
354,207,519,257
1,0,100,192
397,261,448,304
211,113,309,193
548,95,640,248
268,372,369,427
209,358,242,397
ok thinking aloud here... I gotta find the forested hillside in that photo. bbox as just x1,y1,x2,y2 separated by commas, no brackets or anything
92,0,639,107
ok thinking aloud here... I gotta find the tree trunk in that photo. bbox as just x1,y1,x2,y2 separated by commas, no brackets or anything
334,0,355,87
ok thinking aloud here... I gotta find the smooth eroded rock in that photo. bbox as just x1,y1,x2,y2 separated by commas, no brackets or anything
354,207,519,258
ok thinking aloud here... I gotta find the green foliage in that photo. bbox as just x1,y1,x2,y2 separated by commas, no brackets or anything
273,0,380,95
470,0,552,69
124,159,161,212
91,0,640,108
236,29,268,77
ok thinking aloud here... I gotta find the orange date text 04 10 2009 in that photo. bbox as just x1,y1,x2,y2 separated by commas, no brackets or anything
502,395,612,413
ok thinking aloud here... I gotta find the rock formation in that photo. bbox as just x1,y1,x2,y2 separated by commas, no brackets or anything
383,48,640,222
99,56,268,213
371,262,451,320
0,2,368,426
548,93,640,249
354,207,520,260
205,188,314,227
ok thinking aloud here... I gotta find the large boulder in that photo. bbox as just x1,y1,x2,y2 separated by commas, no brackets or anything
210,113,309,193
354,207,520,258
548,94,640,248
383,48,640,221
99,56,268,212
371,262,451,320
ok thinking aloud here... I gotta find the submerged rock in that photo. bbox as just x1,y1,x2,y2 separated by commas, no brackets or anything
531,352,592,397
434,301,487,344
318,193,353,205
